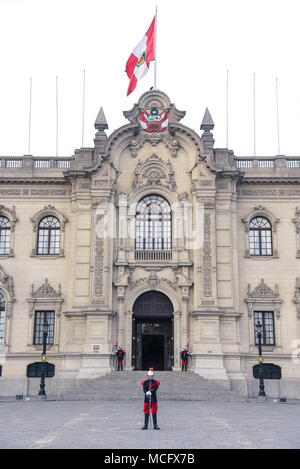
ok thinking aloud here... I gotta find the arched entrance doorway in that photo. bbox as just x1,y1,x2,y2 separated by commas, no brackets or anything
132,291,174,371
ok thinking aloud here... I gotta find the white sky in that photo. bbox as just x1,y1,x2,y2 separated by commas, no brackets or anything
0,0,300,157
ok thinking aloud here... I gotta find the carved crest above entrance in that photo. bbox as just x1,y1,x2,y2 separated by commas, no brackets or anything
132,153,177,192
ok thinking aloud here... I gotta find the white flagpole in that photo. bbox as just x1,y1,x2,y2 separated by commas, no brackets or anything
253,73,256,157
154,6,157,90
28,77,32,154
56,75,59,157
226,69,229,148
276,77,280,155
82,69,86,148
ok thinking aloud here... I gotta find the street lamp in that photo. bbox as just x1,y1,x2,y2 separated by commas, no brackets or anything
38,319,49,399
256,320,266,397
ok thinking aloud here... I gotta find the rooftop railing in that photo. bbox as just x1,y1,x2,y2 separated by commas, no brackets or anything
235,156,300,170
0,156,73,170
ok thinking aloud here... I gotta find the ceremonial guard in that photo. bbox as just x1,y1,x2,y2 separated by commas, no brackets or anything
115,346,126,371
141,368,160,430
180,347,191,371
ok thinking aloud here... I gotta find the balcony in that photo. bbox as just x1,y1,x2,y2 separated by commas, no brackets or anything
134,250,172,261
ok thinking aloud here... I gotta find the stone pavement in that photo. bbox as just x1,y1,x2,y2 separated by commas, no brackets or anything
1,399,300,449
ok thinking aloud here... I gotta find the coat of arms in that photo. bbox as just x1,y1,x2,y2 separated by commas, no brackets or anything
139,106,168,133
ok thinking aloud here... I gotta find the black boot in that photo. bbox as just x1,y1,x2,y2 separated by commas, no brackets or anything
142,414,149,430
153,414,160,430
182,365,184,371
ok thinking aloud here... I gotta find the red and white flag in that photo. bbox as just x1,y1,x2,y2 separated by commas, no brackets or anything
125,15,156,96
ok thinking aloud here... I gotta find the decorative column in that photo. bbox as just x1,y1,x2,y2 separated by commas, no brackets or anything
176,266,192,352
125,311,132,370
173,311,181,370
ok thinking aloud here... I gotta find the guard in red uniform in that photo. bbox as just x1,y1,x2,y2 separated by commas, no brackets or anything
141,368,160,430
181,347,191,371
115,346,125,371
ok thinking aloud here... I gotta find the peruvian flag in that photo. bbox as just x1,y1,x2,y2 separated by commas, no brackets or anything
125,15,156,96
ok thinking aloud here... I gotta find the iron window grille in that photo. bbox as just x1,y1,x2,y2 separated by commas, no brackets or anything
33,311,55,345
135,195,172,251
254,311,275,345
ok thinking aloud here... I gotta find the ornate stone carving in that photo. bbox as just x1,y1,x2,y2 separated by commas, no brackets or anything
128,272,177,291
30,278,61,299
203,213,212,297
0,266,15,316
94,214,104,298
0,205,18,231
294,278,300,319
246,279,283,318
132,154,177,192
247,279,279,299
293,207,300,234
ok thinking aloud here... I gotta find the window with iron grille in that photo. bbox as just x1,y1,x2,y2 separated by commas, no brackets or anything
0,293,5,343
0,216,11,255
37,216,61,255
254,311,275,345
135,195,171,251
33,311,55,345
249,217,273,256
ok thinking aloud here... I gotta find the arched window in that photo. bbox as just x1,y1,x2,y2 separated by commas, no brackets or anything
37,216,61,255
249,217,272,256
0,216,11,255
0,292,5,343
135,195,171,251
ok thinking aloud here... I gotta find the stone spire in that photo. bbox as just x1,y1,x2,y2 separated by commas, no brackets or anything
94,106,108,150
200,107,214,150
200,107,214,131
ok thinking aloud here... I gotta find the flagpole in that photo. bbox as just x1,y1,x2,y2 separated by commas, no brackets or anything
56,75,59,157
276,77,280,155
154,6,157,90
226,69,229,148
28,77,32,154
253,73,256,157
82,69,86,148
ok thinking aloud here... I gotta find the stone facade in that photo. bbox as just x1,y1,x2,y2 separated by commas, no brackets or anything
0,90,300,397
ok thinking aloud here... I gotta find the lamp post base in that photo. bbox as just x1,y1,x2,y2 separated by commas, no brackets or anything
256,395,268,402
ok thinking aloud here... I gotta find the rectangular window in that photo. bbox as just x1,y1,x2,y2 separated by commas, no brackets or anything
254,311,275,345
33,311,55,345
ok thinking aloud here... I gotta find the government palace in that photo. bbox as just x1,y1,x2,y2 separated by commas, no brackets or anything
0,89,300,398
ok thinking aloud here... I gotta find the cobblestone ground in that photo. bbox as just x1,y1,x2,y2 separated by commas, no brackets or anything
1,399,300,449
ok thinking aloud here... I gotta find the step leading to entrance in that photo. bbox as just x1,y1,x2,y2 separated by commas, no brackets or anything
59,371,245,401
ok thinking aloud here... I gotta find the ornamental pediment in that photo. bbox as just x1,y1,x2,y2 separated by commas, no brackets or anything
132,153,176,192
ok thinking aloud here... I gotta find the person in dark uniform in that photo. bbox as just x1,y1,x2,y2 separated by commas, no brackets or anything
141,368,160,430
115,346,125,371
181,347,191,371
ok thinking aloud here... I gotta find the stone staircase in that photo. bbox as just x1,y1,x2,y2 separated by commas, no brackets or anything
59,371,244,401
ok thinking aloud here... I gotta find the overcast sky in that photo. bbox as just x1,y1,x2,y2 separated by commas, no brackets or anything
0,0,300,157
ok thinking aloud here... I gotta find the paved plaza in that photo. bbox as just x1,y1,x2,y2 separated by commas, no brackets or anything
1,399,300,449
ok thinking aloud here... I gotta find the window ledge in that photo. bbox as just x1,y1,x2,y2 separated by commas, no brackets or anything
245,253,279,260
30,254,65,259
